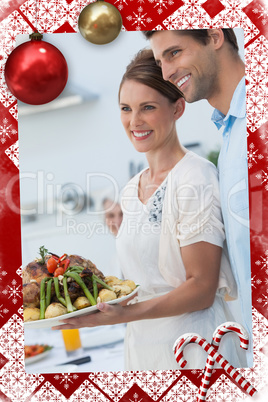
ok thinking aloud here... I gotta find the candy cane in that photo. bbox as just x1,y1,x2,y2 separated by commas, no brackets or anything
173,333,257,397
197,322,249,401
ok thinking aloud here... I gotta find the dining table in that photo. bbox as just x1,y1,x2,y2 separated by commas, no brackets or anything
24,324,126,374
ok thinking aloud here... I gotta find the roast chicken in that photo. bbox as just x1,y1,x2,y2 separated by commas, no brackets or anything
22,254,105,308
22,254,104,284
23,282,41,308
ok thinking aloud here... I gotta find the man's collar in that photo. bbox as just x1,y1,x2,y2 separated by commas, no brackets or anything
211,77,246,129
211,108,225,130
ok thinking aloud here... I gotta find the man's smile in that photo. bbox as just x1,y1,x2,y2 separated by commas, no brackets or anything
176,74,191,90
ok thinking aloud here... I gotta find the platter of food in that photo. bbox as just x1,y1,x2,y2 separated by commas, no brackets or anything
24,286,139,329
23,247,139,329
24,344,53,365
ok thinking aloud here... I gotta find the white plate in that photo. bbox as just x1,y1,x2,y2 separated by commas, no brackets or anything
25,347,53,365
24,286,139,329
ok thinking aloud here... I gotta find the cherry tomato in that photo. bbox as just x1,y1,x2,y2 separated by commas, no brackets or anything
54,267,64,277
47,257,58,273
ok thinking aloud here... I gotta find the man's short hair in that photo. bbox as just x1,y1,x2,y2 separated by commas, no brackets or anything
143,29,239,53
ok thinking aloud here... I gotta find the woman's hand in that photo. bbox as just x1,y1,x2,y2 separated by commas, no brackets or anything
52,302,125,330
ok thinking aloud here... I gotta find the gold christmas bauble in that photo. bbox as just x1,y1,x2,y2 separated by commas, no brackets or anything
78,1,122,45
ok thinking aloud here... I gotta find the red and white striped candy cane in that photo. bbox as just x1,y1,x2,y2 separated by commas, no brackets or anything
212,322,249,350
198,322,249,401
173,333,257,397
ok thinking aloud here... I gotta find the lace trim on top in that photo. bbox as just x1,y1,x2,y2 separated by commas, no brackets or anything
148,184,167,223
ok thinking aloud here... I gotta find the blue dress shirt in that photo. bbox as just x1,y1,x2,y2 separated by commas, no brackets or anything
211,78,253,365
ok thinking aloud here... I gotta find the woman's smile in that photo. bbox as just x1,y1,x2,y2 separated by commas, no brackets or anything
132,130,153,140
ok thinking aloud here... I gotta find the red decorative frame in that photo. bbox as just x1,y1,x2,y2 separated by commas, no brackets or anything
0,0,268,400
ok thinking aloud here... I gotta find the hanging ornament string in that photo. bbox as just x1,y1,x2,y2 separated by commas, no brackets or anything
30,0,42,40
35,0,38,32
31,0,42,39
78,0,122,45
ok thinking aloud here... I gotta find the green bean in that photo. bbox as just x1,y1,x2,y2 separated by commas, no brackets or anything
40,277,52,319
67,266,84,273
92,274,114,291
64,272,96,306
63,277,77,312
45,278,53,308
92,277,98,302
53,277,67,307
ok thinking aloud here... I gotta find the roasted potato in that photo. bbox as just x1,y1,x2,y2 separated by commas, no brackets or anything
73,296,91,310
121,280,136,292
97,289,117,302
23,307,40,322
112,284,132,297
104,276,122,286
45,302,67,319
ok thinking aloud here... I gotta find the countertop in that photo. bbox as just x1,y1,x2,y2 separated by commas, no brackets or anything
24,324,126,374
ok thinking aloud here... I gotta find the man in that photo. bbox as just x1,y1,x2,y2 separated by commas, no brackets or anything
102,197,123,237
102,197,123,278
144,29,252,365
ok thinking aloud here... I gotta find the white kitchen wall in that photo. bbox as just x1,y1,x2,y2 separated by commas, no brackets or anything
18,29,245,271
18,32,150,207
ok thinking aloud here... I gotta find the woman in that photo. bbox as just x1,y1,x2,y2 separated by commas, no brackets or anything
54,49,245,370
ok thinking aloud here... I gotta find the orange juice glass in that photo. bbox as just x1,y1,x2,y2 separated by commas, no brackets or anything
61,329,83,356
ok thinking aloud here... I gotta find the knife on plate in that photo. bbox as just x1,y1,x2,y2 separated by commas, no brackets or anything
57,355,91,365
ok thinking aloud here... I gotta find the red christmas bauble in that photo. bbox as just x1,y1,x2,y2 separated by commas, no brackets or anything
4,32,68,105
